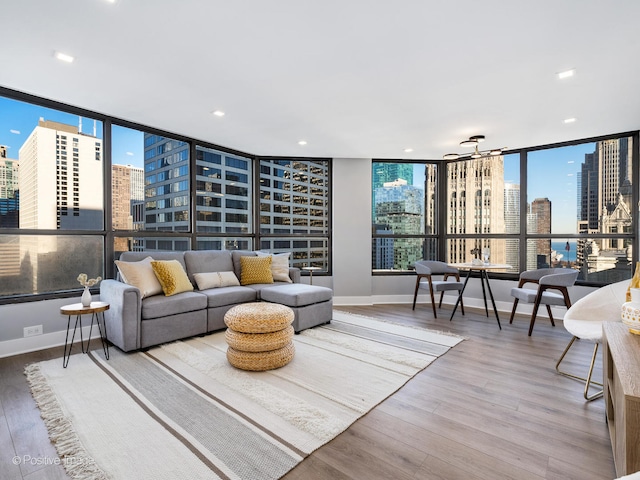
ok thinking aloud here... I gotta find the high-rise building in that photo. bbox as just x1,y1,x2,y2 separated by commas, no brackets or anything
576,138,633,280
0,145,20,278
504,183,520,270
529,197,551,268
373,178,424,269
19,120,103,230
15,119,104,292
0,146,19,229
0,145,19,199
257,159,330,269
447,157,505,264
372,163,413,191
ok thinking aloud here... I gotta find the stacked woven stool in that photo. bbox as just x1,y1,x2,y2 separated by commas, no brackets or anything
224,302,295,371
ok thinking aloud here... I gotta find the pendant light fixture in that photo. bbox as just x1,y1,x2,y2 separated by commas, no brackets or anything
443,135,506,160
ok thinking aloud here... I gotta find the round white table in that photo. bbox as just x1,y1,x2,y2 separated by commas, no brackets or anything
447,263,511,329
302,266,321,285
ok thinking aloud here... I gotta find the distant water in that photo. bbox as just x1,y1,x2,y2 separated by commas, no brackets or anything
551,240,577,261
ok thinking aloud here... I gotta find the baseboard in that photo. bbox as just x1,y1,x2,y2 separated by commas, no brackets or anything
0,326,102,359
333,296,374,306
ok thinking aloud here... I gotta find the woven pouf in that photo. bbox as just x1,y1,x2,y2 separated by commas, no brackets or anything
226,342,295,372
224,303,295,371
225,325,294,352
224,303,294,333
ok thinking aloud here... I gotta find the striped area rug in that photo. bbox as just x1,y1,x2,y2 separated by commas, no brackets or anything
26,310,463,480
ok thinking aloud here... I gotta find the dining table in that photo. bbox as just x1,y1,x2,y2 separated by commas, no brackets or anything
447,262,512,329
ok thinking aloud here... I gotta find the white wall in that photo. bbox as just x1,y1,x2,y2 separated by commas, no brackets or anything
332,158,373,304
0,157,600,357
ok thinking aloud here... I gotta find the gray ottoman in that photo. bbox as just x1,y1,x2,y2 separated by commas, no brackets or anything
260,284,333,333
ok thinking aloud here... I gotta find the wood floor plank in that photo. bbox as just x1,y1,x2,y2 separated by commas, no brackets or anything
414,454,487,480
1,382,66,479
375,396,550,477
361,408,546,480
0,414,23,480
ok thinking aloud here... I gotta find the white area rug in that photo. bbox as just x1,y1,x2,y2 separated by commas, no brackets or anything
26,310,463,480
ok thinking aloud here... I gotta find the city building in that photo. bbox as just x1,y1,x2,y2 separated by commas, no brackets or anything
447,157,506,265
373,178,423,270
504,182,520,271
575,138,634,280
258,159,330,269
529,197,551,268
16,119,103,293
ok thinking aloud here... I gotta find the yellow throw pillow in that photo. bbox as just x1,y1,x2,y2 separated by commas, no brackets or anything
115,256,163,298
240,255,274,285
150,260,194,296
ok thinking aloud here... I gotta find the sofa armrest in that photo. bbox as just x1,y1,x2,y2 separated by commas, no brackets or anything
99,279,142,352
289,267,301,283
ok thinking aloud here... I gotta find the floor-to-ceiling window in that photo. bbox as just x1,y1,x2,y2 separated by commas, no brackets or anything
372,132,638,285
371,162,438,271
259,158,331,272
0,95,104,297
0,89,332,303
445,153,520,274
525,136,635,283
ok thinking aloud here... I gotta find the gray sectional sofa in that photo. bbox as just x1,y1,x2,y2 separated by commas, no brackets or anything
99,250,333,352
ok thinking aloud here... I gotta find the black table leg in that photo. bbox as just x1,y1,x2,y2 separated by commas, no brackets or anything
482,270,502,330
479,270,489,317
86,312,110,360
63,314,83,368
450,269,472,321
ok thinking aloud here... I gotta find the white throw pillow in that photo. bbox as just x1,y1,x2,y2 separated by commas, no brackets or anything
256,252,292,283
193,271,240,290
115,256,163,298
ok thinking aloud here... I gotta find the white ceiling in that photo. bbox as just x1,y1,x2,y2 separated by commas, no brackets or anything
2,0,639,159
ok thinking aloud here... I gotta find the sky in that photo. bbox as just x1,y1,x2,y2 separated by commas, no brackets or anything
1,95,600,233
0,96,145,169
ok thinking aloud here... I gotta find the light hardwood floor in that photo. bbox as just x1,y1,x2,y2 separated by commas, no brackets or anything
1,304,616,479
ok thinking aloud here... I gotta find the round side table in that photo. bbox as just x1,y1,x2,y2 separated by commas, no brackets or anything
60,301,110,368
302,266,321,285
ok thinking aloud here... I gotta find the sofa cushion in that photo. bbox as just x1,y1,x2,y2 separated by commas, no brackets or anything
151,260,194,296
198,285,257,308
193,271,240,290
141,291,207,320
261,284,333,307
184,250,234,284
256,252,293,283
115,256,163,299
240,256,274,285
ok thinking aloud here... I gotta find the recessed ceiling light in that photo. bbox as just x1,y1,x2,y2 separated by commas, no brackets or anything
558,69,575,79
298,140,307,146
54,51,74,63
564,118,577,124
404,148,414,153
211,110,225,117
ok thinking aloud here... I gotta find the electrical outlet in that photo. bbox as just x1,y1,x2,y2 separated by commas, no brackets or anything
23,325,43,337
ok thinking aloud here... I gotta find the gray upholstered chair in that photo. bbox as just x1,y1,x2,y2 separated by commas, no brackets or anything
509,268,579,336
555,279,628,401
412,261,464,318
